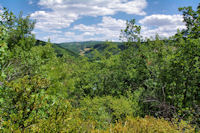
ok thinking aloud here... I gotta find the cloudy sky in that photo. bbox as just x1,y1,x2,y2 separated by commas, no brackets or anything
0,0,199,43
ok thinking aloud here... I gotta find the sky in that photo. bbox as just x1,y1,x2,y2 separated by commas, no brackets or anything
0,0,199,43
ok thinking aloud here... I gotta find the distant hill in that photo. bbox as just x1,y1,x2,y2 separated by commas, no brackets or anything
57,41,125,57
35,40,78,57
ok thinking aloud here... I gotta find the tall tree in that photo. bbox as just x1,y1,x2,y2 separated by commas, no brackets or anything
0,8,36,50
179,3,200,38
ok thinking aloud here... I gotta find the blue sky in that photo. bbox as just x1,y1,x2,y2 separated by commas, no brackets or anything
0,0,199,43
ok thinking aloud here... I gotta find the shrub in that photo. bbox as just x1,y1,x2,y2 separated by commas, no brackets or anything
96,116,195,133
79,96,138,129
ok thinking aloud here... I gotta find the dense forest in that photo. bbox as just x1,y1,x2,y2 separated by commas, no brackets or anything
57,41,124,57
0,3,199,133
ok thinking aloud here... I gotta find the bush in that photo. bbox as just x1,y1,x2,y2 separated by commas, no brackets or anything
97,116,195,133
79,95,139,129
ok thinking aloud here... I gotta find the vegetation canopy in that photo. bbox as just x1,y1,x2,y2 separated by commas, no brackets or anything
0,3,199,133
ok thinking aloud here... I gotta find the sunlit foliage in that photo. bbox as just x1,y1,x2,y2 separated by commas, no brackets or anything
0,3,199,132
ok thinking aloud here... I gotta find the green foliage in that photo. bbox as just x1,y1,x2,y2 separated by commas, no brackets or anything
100,116,195,133
0,8,36,50
0,3,200,132
178,3,200,38
120,18,141,42
58,41,124,57
79,96,137,129
1,43,57,82
0,26,9,79
0,75,50,131
29,99,88,133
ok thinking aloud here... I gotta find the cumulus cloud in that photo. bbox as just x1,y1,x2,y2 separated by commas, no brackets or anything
139,14,186,38
139,14,184,27
36,14,186,43
28,0,33,5
73,16,126,41
31,0,147,32
31,11,78,31
31,0,185,42
38,0,147,16
37,16,126,43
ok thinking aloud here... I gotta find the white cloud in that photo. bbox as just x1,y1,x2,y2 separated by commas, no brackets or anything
37,16,126,43
139,14,186,38
73,16,126,41
139,14,184,27
36,14,186,43
31,0,185,42
65,32,75,37
31,11,78,31
98,16,126,28
0,4,3,10
28,0,33,5
31,0,147,32
38,0,147,16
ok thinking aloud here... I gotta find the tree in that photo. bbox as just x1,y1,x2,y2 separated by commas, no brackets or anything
0,8,36,50
179,3,200,38
0,76,50,131
0,25,9,79
0,8,39,81
120,19,141,43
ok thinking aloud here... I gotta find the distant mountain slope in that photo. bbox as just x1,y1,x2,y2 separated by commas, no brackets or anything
57,41,124,57
35,40,78,57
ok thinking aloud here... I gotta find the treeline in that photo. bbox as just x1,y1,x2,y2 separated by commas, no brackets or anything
0,4,199,132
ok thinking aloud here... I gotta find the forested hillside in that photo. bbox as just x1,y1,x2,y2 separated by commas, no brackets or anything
36,40,79,57
57,41,124,57
0,4,200,133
